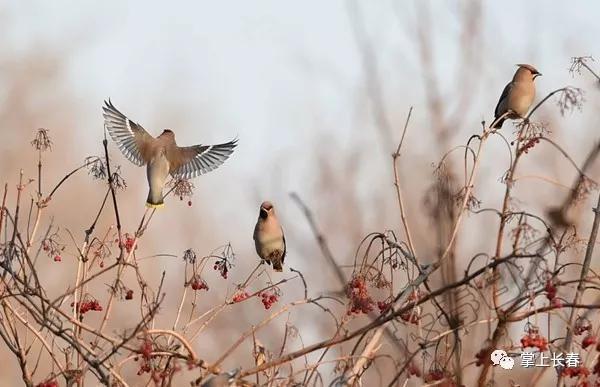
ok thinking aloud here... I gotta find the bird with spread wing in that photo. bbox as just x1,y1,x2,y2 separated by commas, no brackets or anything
102,99,237,208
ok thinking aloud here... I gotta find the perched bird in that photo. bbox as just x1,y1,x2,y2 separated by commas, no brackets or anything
253,201,286,272
492,64,542,128
102,100,237,208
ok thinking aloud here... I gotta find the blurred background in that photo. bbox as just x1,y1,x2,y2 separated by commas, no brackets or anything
1,1,599,385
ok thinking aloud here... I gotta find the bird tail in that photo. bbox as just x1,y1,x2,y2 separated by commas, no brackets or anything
146,191,165,209
491,117,504,129
270,254,283,272
272,259,283,272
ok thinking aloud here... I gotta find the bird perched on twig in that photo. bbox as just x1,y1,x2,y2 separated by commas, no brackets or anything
253,201,286,272
102,100,237,208
492,64,542,129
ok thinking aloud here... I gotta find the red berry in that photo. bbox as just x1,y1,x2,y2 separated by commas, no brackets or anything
408,363,421,377
232,291,249,303
54,255,61,262
551,298,563,308
583,335,597,349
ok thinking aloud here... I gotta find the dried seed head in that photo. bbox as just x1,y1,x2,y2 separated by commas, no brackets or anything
569,56,595,77
169,178,194,199
110,168,127,191
556,87,585,115
31,128,52,151
85,156,107,180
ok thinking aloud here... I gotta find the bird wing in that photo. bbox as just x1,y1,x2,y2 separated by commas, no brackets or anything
494,82,512,118
102,100,156,166
253,221,260,242
169,139,238,179
281,230,286,263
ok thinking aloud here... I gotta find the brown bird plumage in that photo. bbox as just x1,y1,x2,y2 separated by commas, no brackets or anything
493,64,541,129
253,201,286,272
102,100,237,207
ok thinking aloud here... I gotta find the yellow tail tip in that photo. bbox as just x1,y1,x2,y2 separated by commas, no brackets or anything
145,202,164,209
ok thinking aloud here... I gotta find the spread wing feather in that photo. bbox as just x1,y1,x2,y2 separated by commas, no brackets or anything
102,100,155,166
170,139,238,179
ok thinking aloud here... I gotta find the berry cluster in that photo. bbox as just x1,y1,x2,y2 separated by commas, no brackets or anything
71,299,103,315
583,334,597,350
122,233,137,254
423,370,445,382
399,290,421,325
41,236,64,261
136,339,154,376
407,363,421,378
35,380,58,387
135,338,183,382
377,300,391,314
190,277,209,291
561,365,590,378
213,259,230,279
41,239,54,253
259,289,279,310
519,136,541,154
551,298,563,308
520,325,548,351
345,276,374,315
125,289,134,300
136,359,152,375
232,290,249,303
545,279,557,300
400,310,420,324
520,334,548,351
139,339,153,360
544,279,563,308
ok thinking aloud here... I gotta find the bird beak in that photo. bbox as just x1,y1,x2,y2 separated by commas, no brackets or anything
260,208,268,219
535,72,542,78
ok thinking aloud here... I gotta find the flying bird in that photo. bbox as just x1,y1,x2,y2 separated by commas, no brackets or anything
492,64,541,129
102,100,237,208
253,201,286,272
